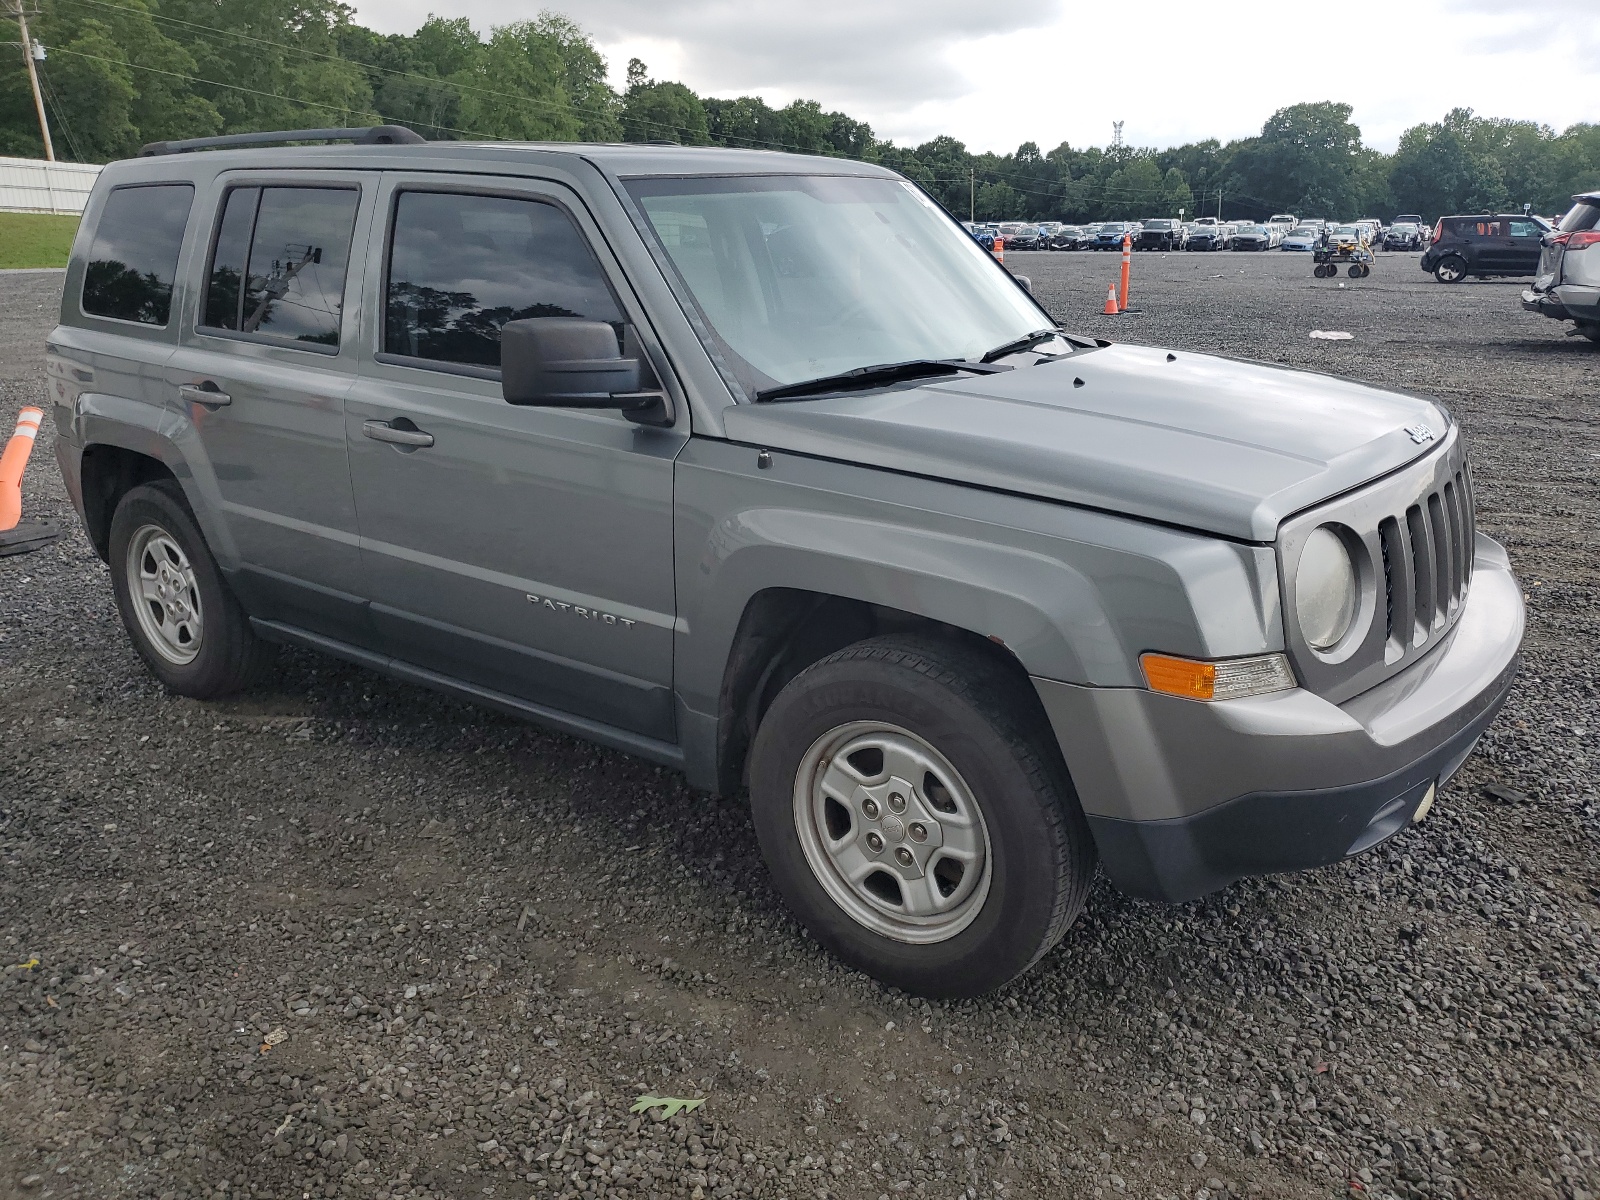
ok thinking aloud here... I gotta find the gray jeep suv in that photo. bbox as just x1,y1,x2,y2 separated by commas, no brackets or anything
46,127,1523,997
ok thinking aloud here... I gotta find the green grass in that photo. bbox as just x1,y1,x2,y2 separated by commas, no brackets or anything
0,211,80,268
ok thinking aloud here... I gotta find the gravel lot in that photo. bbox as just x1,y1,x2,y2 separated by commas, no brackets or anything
2,252,1597,1200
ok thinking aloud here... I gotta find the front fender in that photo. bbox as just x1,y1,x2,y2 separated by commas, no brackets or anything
673,438,1283,719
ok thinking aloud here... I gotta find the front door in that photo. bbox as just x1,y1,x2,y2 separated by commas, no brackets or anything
166,173,374,644
345,175,686,741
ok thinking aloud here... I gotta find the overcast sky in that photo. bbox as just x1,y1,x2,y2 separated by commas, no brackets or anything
350,0,1598,155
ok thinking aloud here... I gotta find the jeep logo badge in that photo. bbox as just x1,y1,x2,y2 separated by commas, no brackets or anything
1405,423,1436,444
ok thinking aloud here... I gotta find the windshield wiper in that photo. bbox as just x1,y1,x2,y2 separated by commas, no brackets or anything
980,328,1065,363
753,358,1004,403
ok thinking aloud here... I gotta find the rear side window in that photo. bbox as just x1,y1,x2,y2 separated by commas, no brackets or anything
81,184,194,326
1558,201,1600,234
383,191,623,369
201,185,359,348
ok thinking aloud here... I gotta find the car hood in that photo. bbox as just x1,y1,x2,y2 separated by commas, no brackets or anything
720,343,1450,542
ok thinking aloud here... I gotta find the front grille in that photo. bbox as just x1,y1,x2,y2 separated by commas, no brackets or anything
1278,430,1475,703
1380,465,1475,653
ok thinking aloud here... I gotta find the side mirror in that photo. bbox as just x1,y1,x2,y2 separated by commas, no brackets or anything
502,317,640,406
1013,275,1032,293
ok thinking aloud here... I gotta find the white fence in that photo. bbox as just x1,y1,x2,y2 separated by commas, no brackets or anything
0,156,102,215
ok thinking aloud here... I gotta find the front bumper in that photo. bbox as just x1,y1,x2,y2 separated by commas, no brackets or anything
1033,533,1523,902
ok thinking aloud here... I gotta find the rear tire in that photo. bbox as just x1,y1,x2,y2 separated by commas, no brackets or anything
108,481,269,698
748,635,1096,998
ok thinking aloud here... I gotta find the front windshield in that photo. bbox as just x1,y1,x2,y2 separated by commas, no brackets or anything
1332,226,1359,238
625,174,1048,396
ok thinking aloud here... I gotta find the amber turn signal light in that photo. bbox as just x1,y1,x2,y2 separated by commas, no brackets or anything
1140,652,1296,702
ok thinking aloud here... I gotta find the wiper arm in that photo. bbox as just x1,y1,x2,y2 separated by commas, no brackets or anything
980,328,1065,363
753,358,1003,404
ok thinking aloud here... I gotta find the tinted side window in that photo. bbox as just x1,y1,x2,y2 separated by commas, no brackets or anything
384,191,623,368
203,186,259,331
81,184,194,326
1508,221,1539,238
200,186,359,347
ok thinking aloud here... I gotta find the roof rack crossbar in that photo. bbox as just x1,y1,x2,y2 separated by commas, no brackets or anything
139,125,426,157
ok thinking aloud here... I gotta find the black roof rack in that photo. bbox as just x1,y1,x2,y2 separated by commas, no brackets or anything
139,124,426,157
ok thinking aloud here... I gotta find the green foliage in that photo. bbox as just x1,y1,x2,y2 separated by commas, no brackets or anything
2,4,1596,228
0,212,79,268
620,67,709,145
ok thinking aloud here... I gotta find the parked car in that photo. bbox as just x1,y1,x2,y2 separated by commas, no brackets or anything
1093,221,1136,249
1521,190,1600,342
995,222,1037,249
1229,224,1275,251
1420,213,1549,282
49,126,1524,999
1268,213,1298,235
1383,223,1425,250
1186,221,1224,250
1134,219,1185,250
1393,213,1426,234
1281,226,1320,251
1048,224,1087,250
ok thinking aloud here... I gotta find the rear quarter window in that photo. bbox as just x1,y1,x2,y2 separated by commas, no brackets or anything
80,184,195,326
1558,201,1600,234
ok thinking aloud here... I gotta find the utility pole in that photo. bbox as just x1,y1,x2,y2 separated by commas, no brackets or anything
8,1,54,161
969,168,974,223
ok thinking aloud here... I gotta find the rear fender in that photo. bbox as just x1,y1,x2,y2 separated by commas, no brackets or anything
76,396,239,569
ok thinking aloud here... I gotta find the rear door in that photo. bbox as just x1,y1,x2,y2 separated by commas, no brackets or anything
165,173,375,644
344,173,686,741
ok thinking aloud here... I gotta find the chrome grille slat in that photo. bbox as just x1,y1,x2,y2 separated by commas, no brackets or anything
1427,491,1450,625
1406,503,1434,640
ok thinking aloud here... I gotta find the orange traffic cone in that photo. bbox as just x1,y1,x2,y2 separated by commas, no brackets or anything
0,406,60,558
1102,283,1120,315
993,235,1005,265
0,407,42,532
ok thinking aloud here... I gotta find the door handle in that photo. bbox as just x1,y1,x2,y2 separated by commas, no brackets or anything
178,382,231,408
362,419,434,448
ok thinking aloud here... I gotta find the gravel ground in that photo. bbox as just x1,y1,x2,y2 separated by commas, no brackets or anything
2,253,1596,1200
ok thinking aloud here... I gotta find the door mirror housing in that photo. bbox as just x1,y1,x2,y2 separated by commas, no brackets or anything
501,318,640,406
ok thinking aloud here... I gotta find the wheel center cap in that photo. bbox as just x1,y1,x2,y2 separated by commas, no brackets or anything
880,814,906,842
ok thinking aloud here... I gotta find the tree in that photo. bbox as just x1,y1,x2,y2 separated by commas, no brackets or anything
1228,102,1364,217
1388,110,1505,219
619,64,708,145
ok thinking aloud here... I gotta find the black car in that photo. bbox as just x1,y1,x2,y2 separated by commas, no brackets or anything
1384,223,1424,250
1134,219,1183,250
1419,213,1549,283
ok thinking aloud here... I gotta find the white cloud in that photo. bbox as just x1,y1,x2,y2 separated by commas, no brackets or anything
349,0,1600,153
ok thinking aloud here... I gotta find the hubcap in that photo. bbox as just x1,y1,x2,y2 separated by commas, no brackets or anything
126,524,203,665
792,721,992,944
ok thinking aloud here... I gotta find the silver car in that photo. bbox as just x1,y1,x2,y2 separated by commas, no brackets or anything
46,126,1524,998
1522,191,1600,342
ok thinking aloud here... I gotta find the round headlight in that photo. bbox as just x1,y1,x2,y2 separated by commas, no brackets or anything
1295,526,1357,650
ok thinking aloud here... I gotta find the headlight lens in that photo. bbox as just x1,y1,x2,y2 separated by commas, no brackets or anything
1295,526,1357,649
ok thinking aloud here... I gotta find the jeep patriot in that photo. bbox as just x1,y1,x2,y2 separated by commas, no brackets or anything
45,126,1523,996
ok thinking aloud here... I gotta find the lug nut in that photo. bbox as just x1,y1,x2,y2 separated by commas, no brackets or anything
888,792,907,813
895,847,915,867
866,832,884,853
862,798,880,820
909,822,928,842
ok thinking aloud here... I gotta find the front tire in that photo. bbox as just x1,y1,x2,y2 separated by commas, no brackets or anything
1434,255,1467,283
749,635,1095,998
109,481,269,698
